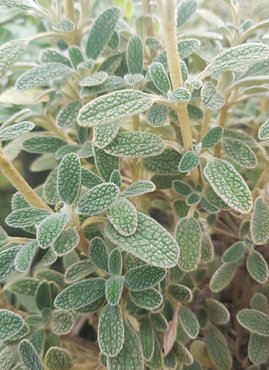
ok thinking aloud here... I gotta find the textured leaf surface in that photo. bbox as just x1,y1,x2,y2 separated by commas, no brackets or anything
200,233,214,263
51,310,74,335
204,159,253,213
57,153,81,205
37,213,69,249
223,139,257,168
40,49,71,67
53,228,79,256
0,309,24,341
149,62,171,93
168,284,192,303
93,122,120,148
222,241,245,263
108,248,122,275
127,35,144,74
205,298,230,325
124,265,166,291
172,180,192,195
6,208,50,228
250,197,269,245
248,333,269,365
64,260,95,284
104,131,164,158
205,324,232,370
45,347,72,370
143,149,182,174
105,276,124,305
0,246,20,280
210,263,237,292
54,278,105,310
146,104,168,127
176,217,201,272
81,168,102,190
201,127,223,148
0,39,27,78
121,180,156,198
108,198,137,236
98,304,124,357
23,136,66,153
258,119,269,140
18,339,44,370
130,288,162,309
0,121,34,141
89,237,109,271
78,182,119,215
78,90,154,127
151,312,168,332
179,305,199,339
94,146,119,181
167,87,191,102
178,151,199,173
80,72,108,87
246,250,268,284
85,7,121,59
177,0,198,27
105,212,179,268
15,241,38,272
237,309,269,336
201,82,225,110
56,101,82,129
139,318,154,361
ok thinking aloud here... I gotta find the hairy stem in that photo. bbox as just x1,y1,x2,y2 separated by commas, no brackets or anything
200,110,212,139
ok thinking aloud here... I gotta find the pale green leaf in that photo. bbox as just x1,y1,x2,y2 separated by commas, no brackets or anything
110,169,122,187
80,75,125,98
98,304,124,357
201,82,225,110
89,237,109,271
246,250,268,284
35,280,52,311
205,324,232,370
81,167,103,190
146,104,168,127
237,309,269,336
6,208,50,228
85,7,121,59
64,260,95,284
23,136,66,153
37,213,69,249
108,198,137,236
57,153,81,205
149,62,171,94
40,49,71,67
250,292,268,312
121,180,156,198
173,341,193,366
94,146,119,181
201,127,223,148
172,180,192,195
68,46,84,69
18,339,44,370
124,73,144,85
51,310,74,335
53,228,79,256
200,233,214,263
78,182,120,215
56,101,82,129
176,216,201,272
44,168,58,205
93,122,120,149
177,0,198,27
204,184,229,210
151,312,168,332
139,318,154,361
0,121,34,141
143,149,182,174
6,278,39,297
203,159,253,214
15,240,38,272
78,89,154,127
179,305,199,339
248,333,269,365
105,212,179,268
124,265,166,291
223,129,256,147
108,248,122,275
168,284,192,303
80,72,108,87
223,138,257,168
130,288,162,310
0,246,20,280
205,298,230,325
44,347,72,370
209,263,237,292
147,333,164,369
178,151,199,173
0,309,24,341
105,276,124,305
0,39,27,78
258,118,269,140
221,241,245,263
167,87,191,102
250,197,269,245
126,35,144,74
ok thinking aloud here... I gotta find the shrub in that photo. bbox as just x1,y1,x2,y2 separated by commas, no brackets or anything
0,0,269,369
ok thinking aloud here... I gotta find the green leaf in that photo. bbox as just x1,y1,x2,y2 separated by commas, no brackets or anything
80,75,125,98
93,122,120,149
108,248,122,275
85,7,121,59
178,151,199,173
16,63,71,91
179,305,199,339
223,138,257,168
246,250,268,284
248,333,269,365
204,184,229,210
0,246,20,281
64,260,95,284
151,312,168,332
6,207,50,228
237,309,269,336
7,278,39,297
172,180,192,196
107,198,137,236
258,118,269,140
124,73,144,86
30,328,45,355
78,182,119,215
130,288,162,310
250,197,269,245
221,241,245,263
23,136,66,153
121,180,156,198
94,146,119,181
126,35,144,74
147,333,164,369
57,153,81,206
139,318,154,361
206,43,269,75
176,216,201,272
107,322,143,370
149,62,171,93
144,149,182,174
15,240,38,272
40,49,71,67
0,39,27,78
56,101,82,129
177,0,198,27
80,72,108,87
167,87,191,102
203,158,253,214
98,304,124,357
105,276,124,305
44,168,58,205
173,341,193,366
104,131,164,158
51,310,74,335
44,347,72,370
35,280,52,311
201,127,223,148
53,228,79,256
200,233,214,263
18,339,44,370
124,265,166,291
81,168,102,189
76,296,105,314
54,277,105,310
223,129,256,147
78,89,154,127
168,284,192,303
146,104,168,127
250,293,268,312
37,213,69,249
68,46,84,69
0,309,24,341
201,82,225,110
209,263,237,292
0,121,34,141
110,169,122,187
205,298,230,325
105,212,179,268
89,237,109,271
205,324,232,370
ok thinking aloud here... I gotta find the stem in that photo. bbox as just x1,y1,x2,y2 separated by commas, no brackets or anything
0,152,51,211
200,110,212,139
215,105,228,157
64,0,76,21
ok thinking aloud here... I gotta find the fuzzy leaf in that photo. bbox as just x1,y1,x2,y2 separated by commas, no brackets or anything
0,309,24,341
124,73,144,85
110,169,122,187
0,39,27,77
167,87,191,102
237,309,269,336
248,333,269,365
250,197,269,245
98,304,124,357
124,265,166,291
85,7,121,59
45,347,72,370
23,136,66,153
0,246,20,281
178,151,199,173
108,248,122,275
205,298,230,325
246,250,268,284
0,121,34,141
108,198,137,236
172,180,192,195
126,35,144,74
78,89,154,127
168,284,192,303
40,49,71,67
151,312,168,332
37,213,69,249
56,101,82,129
16,63,71,91
54,278,105,310
177,0,198,27
93,122,120,149
81,168,103,189
51,310,74,335
209,263,237,292
57,153,81,205
201,127,223,148
130,288,162,310
94,146,119,182
149,62,171,93
258,119,269,140
176,216,201,272
78,182,119,215
64,260,95,284
204,184,229,210
53,228,79,256
201,82,225,110
80,72,108,87
179,305,199,339
44,168,58,205
19,339,44,370
221,241,245,263
223,139,257,168
6,208,50,228
69,46,84,69
121,180,156,198
105,212,179,268
143,149,182,174
15,240,38,272
139,318,154,361
146,104,168,127
105,276,124,305
205,324,232,370
203,159,253,214
89,237,109,271
200,233,214,263
147,333,164,369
